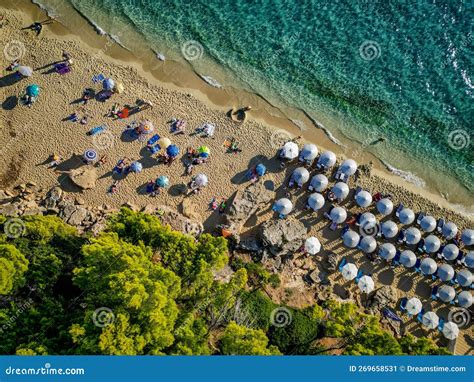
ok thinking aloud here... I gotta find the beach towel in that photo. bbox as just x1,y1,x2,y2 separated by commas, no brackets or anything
92,73,105,83
88,125,106,136
55,63,71,75
149,145,161,154
147,134,160,146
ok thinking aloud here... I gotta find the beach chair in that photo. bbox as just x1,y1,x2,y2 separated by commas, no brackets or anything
417,309,425,323
395,203,404,217
355,270,364,283
399,297,407,312
414,259,421,273
416,212,425,225
329,222,338,231
149,145,161,154
87,125,106,136
436,218,445,233
438,318,444,331
431,285,438,300
393,251,401,266
338,257,347,272
92,73,105,83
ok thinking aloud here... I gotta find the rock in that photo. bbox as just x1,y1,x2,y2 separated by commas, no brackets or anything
157,205,203,237
260,218,307,256
26,181,38,188
68,207,89,226
213,265,234,283
68,167,98,190
0,203,20,216
44,186,63,209
122,202,139,212
141,204,156,214
180,199,201,221
308,269,328,284
0,190,12,202
237,235,262,253
22,207,45,216
367,286,398,312
325,252,342,273
75,197,85,205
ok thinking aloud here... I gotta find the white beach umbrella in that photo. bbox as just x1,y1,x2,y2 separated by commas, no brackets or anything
341,263,358,281
281,141,299,160
330,207,347,224
456,269,473,288
359,212,377,230
400,250,416,268
422,311,439,330
438,285,455,303
317,151,337,168
359,236,377,254
358,275,375,293
465,251,474,269
291,167,310,186
461,229,474,246
299,143,318,161
309,174,328,192
399,208,415,225
332,182,349,201
442,322,459,340
273,198,293,216
194,173,208,187
420,257,437,275
307,193,325,211
381,220,398,239
442,244,459,261
379,243,396,260
376,198,393,216
405,227,422,245
406,297,422,315
457,291,473,308
343,230,360,248
420,215,436,233
18,65,33,77
340,159,358,176
442,222,458,240
304,236,321,255
355,190,372,208
437,264,454,282
424,235,441,253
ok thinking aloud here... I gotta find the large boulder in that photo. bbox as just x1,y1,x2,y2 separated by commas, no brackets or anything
157,205,203,237
68,167,97,190
260,218,307,256
367,285,398,312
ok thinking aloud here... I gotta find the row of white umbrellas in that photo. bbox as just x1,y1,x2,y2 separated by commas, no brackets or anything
340,263,375,293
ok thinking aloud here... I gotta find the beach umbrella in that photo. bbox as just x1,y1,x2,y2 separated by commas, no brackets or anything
438,285,455,303
420,257,437,275
26,84,40,97
398,208,415,225
442,221,458,240
332,182,349,201
340,159,357,176
309,174,328,192
359,236,377,254
405,227,422,245
465,252,474,269
355,190,372,208
442,322,459,340
273,198,293,216
114,82,124,94
158,137,171,148
291,167,310,186
304,237,321,255
198,146,210,155
442,244,459,261
18,65,33,77
406,297,422,315
422,311,439,330
461,229,474,246
358,275,375,293
376,198,393,216
138,120,154,135
424,235,441,253
456,269,473,287
166,144,179,158
330,207,347,224
155,175,169,188
381,220,398,239
317,151,336,168
457,291,473,308
437,264,454,282
400,250,417,268
83,149,97,162
102,77,115,90
255,163,266,176
129,161,143,173
343,230,360,248
359,212,377,231
281,141,299,160
307,193,325,211
379,243,396,260
300,143,318,161
420,215,436,233
341,263,358,281
194,173,208,187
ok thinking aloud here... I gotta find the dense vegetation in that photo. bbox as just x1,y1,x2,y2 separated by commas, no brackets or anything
0,210,449,355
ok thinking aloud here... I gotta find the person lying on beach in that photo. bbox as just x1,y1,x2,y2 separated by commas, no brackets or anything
108,180,120,195
113,158,129,174
107,103,121,118
82,88,95,105
80,113,89,125
209,198,218,211
24,18,55,36
23,94,36,108
0,15,9,28
185,163,194,175
6,60,20,72
326,190,336,202
96,155,107,168
171,119,186,135
186,147,198,159
140,99,154,111
47,154,62,168
62,51,73,66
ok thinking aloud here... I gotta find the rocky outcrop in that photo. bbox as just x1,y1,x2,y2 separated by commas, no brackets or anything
68,167,98,190
366,285,398,313
260,218,307,256
157,205,203,237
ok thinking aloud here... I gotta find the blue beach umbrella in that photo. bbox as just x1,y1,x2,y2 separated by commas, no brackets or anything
166,144,179,158
129,161,143,173
255,164,266,176
26,84,40,97
83,149,97,162
156,175,169,188
102,78,115,90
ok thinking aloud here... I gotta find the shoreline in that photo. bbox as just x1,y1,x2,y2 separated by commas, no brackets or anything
0,1,472,221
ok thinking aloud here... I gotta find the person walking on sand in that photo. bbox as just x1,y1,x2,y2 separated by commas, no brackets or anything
370,137,386,145
24,17,55,36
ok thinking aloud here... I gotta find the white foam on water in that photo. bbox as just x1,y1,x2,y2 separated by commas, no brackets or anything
381,160,427,188
200,75,223,89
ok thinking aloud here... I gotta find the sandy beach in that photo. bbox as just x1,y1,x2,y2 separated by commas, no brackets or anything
1,4,473,354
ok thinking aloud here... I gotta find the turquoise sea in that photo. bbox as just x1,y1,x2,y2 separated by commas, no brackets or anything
36,0,473,199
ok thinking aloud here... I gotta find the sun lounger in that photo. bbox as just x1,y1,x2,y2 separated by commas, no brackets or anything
149,145,160,154
147,134,160,146
329,222,338,231
414,259,421,273
437,218,445,233
338,257,347,272
92,73,105,83
399,297,407,311
431,286,438,300
416,212,425,225
395,203,404,217
438,318,444,331
355,270,364,283
417,309,425,323
87,125,106,136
